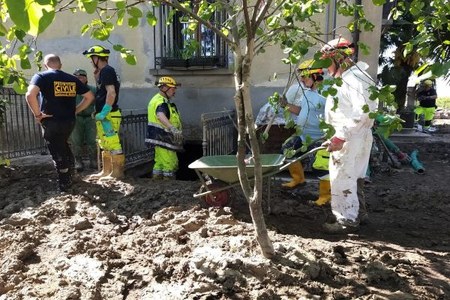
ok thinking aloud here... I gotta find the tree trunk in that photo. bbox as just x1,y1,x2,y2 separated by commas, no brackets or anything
233,50,274,258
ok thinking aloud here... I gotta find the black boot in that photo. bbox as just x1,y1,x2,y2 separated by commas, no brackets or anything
88,155,98,170
74,157,84,172
57,169,72,193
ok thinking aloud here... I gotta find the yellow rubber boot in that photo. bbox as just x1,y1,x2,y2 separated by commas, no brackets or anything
106,154,125,179
314,179,331,206
281,161,305,188
89,151,112,180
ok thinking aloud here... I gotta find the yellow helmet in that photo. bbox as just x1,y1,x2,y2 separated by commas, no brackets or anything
82,45,110,58
157,76,177,88
297,59,324,77
423,79,433,87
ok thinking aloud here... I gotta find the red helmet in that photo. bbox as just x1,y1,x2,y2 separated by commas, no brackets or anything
321,37,355,58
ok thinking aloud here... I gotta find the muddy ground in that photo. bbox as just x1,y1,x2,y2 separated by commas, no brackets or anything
0,126,449,299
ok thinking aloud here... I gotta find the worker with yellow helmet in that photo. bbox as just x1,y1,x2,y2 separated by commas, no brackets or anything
281,58,329,193
146,76,183,179
82,45,124,180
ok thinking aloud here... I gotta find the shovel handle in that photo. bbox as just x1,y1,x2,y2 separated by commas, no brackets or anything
279,146,326,172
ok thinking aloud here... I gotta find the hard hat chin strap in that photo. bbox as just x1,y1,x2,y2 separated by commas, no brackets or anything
160,86,171,99
331,57,340,77
91,57,99,70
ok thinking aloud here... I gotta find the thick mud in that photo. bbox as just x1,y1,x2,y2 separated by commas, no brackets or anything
0,125,449,299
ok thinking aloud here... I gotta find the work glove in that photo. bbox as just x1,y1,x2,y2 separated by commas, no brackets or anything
169,126,183,144
95,104,112,121
396,151,411,164
101,120,115,137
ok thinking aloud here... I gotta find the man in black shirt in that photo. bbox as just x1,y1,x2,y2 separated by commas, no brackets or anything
83,45,124,180
414,79,437,133
415,79,438,133
25,54,95,192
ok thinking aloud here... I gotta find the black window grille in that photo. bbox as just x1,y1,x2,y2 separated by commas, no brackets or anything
154,3,228,69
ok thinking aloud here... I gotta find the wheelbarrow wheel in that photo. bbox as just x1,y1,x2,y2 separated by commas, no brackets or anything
202,182,230,207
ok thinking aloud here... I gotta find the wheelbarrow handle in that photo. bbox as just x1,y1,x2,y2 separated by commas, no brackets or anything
278,146,327,172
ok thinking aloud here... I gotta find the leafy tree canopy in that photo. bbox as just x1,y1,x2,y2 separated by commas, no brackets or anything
391,0,450,79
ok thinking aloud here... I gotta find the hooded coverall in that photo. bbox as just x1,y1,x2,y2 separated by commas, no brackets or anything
325,62,378,222
147,93,182,178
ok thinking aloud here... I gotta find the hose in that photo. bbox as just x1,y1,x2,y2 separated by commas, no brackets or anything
410,149,425,174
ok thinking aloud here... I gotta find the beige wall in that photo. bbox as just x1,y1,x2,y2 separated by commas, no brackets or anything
16,2,383,140
31,9,154,88
28,1,382,87
359,0,383,79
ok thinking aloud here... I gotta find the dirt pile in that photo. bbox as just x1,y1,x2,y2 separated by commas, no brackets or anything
0,130,449,299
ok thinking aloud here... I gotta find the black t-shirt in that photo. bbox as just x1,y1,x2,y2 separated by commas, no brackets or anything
95,65,120,113
156,102,170,119
30,70,90,120
417,88,437,108
156,102,179,119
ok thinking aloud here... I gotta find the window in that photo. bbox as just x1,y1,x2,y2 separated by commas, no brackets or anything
154,3,228,69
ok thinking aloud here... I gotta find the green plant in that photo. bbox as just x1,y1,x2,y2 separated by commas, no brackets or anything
437,96,450,109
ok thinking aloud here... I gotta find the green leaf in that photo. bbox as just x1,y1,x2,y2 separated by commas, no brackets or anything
92,28,110,40
5,0,56,36
80,24,90,35
5,0,28,32
128,17,139,28
19,44,32,56
20,58,31,69
115,1,126,9
328,87,337,96
358,42,371,56
124,54,137,65
362,104,369,113
81,0,98,14
113,44,124,51
371,0,386,6
117,10,125,26
90,21,114,40
0,24,8,36
36,9,55,35
13,78,27,94
127,7,143,18
14,29,26,42
146,12,157,26
409,0,424,16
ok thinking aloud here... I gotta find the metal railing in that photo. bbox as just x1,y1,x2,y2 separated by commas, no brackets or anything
0,87,153,167
0,88,46,158
120,113,154,167
201,110,237,156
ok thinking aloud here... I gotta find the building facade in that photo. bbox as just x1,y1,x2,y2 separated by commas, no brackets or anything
29,0,382,142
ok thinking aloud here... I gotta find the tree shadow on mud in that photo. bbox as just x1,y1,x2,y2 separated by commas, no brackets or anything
0,162,201,223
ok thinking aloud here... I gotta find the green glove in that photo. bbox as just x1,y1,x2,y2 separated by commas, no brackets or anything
95,104,112,121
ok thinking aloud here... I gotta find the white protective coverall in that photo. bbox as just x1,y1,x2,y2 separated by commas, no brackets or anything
325,61,378,222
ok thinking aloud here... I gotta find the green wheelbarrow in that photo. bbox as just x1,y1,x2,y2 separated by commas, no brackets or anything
188,146,325,207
